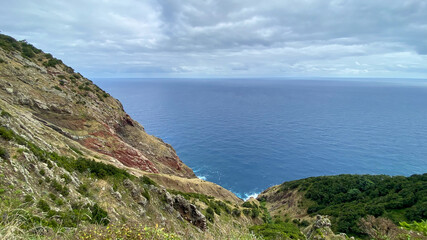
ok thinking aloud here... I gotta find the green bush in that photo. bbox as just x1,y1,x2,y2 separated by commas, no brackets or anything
37,199,51,212
50,179,69,196
142,188,151,202
251,208,260,218
249,220,305,240
69,146,83,155
0,34,20,52
77,183,89,196
206,207,215,222
43,58,62,68
0,110,12,118
0,147,9,159
0,126,14,140
232,208,241,217
90,203,110,225
140,175,158,186
61,173,72,184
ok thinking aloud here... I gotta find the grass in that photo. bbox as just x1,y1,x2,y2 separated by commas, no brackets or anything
77,223,181,240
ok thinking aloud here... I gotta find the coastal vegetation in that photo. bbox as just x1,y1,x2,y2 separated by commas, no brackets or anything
268,174,427,237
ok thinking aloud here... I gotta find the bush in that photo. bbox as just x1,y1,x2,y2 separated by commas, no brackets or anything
206,207,215,222
77,184,89,196
0,110,11,118
0,34,20,52
0,147,9,160
242,201,254,208
232,208,241,217
61,173,72,184
249,220,305,240
140,176,158,186
37,200,50,212
0,126,14,141
43,58,62,68
251,208,260,218
50,179,69,196
90,204,110,225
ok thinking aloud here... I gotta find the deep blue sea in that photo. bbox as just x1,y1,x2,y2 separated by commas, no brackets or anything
95,78,427,199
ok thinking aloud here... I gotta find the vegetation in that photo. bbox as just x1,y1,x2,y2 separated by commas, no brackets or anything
400,220,427,236
77,223,180,240
279,174,427,236
140,175,158,186
249,219,304,240
0,147,9,160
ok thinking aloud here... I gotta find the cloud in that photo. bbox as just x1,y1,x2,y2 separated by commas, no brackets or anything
1,0,426,78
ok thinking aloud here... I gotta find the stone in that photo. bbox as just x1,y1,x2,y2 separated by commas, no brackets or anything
5,88,13,94
172,195,206,231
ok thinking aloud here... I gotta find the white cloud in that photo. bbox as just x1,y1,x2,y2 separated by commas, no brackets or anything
1,0,426,78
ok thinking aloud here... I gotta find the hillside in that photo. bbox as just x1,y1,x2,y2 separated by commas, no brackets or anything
258,174,427,239
0,34,261,239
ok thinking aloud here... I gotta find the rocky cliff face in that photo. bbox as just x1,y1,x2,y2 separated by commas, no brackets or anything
0,34,194,178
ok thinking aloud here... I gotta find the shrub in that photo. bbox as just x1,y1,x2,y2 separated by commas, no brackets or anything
43,58,62,68
0,34,20,52
90,203,110,225
61,173,72,184
50,179,69,196
242,201,254,208
0,147,9,160
249,220,304,240
0,126,14,140
77,184,89,196
232,208,241,217
142,188,151,202
251,208,260,218
206,207,215,222
37,199,50,212
140,175,158,186
24,194,33,203
243,209,251,216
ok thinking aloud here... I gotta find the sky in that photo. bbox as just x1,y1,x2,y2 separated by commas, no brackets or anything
1,0,427,79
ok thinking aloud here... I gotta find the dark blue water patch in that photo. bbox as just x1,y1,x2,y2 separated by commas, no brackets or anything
94,78,427,199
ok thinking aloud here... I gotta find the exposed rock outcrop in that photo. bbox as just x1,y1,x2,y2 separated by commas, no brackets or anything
172,195,207,231
304,215,351,240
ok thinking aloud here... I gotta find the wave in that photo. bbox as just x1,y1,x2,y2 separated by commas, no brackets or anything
237,192,260,201
197,175,207,181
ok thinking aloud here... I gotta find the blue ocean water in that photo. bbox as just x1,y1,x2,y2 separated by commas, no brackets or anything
95,78,427,199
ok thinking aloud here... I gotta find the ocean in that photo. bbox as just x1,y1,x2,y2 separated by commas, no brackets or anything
95,78,427,199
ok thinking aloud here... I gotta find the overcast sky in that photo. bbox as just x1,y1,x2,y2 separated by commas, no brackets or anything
1,0,426,78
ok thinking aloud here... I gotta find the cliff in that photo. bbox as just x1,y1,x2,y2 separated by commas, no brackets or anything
0,33,196,178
